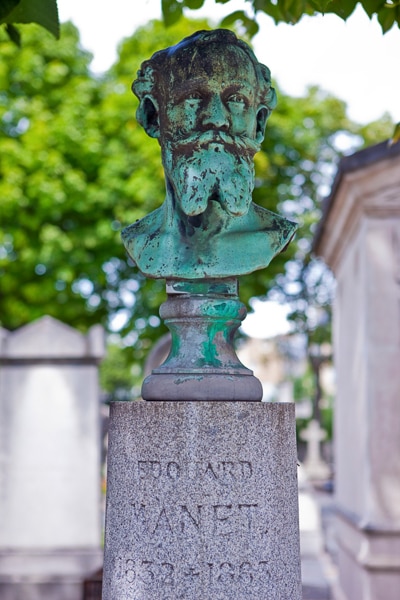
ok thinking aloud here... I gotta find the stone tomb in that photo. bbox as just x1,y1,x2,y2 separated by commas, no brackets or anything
314,140,400,599
0,316,104,600
102,401,301,599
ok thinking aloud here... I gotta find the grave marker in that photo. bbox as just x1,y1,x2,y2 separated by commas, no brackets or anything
0,316,104,600
300,419,330,481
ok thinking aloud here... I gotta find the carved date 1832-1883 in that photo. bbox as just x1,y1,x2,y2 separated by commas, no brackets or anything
116,557,270,589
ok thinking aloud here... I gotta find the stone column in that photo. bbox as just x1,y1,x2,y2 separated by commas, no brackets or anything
314,141,400,599
0,316,104,600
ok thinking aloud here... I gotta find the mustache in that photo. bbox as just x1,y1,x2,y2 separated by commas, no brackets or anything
165,129,260,156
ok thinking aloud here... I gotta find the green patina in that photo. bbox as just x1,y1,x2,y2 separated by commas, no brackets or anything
200,299,244,319
200,337,222,368
169,326,180,358
122,29,297,281
167,278,238,296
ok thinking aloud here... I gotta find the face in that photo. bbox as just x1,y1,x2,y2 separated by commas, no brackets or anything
159,44,262,144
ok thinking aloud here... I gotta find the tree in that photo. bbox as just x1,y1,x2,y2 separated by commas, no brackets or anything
2,0,399,46
162,0,400,35
0,18,393,368
0,22,113,331
0,19,210,354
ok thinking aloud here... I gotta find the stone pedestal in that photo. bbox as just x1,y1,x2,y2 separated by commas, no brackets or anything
102,401,301,599
142,279,263,401
314,141,400,599
0,316,104,600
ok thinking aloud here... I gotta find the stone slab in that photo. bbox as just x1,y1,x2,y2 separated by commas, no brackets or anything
0,364,101,548
102,401,301,599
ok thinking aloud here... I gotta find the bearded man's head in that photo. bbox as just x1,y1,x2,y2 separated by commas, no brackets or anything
132,29,276,218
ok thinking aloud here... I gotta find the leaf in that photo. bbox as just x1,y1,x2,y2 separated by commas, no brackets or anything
183,0,205,9
1,0,59,38
277,0,311,23
162,0,183,27
252,0,285,22
5,22,20,44
362,0,385,18
326,0,358,19
308,0,333,12
220,10,260,36
377,3,396,29
0,0,19,20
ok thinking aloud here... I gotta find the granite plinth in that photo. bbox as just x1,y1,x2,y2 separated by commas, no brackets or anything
102,401,302,599
142,373,263,401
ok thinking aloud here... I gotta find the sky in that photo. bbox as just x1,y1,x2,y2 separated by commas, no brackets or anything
57,0,398,338
57,0,399,124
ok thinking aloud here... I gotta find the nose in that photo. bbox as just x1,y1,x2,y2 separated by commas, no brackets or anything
201,94,229,130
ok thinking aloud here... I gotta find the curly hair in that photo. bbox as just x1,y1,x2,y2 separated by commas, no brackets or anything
132,29,277,138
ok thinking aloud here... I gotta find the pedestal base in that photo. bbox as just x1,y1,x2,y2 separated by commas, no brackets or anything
142,372,262,401
102,401,302,599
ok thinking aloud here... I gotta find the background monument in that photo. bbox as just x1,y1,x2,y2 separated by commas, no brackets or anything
0,316,104,600
314,140,400,599
102,29,301,599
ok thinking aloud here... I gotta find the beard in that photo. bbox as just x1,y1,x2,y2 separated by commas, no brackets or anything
162,131,258,217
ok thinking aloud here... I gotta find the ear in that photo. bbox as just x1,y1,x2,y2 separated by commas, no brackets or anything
255,107,269,144
137,96,160,139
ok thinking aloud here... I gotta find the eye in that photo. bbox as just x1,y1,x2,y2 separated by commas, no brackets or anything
186,91,203,101
227,93,247,106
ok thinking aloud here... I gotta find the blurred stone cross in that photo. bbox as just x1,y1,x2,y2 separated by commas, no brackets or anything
300,419,330,481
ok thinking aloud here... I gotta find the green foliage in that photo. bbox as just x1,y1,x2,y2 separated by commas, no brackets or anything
163,0,400,34
0,23,106,332
0,0,59,43
99,342,141,401
220,10,260,36
293,364,334,440
390,121,400,145
0,18,393,372
293,365,315,402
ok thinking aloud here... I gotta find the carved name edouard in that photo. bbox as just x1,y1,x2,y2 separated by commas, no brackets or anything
134,458,253,482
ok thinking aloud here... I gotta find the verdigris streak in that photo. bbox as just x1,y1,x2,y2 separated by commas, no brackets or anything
122,29,297,401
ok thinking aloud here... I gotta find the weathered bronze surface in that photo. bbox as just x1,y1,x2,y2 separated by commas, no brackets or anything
142,278,263,401
122,30,297,401
122,29,297,280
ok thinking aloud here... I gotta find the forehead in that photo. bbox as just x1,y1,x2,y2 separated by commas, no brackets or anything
168,43,257,88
